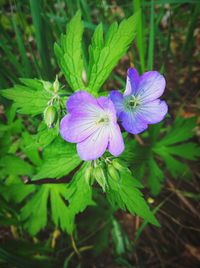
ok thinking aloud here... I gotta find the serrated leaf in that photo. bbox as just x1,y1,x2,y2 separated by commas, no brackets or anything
148,157,164,196
20,132,42,166
32,138,81,180
107,169,159,226
157,117,196,146
0,155,34,178
161,143,200,161
21,185,49,235
111,219,126,256
54,11,85,91
21,184,75,235
1,79,51,116
87,12,139,93
157,152,190,178
49,184,73,233
66,163,95,232
5,179,36,203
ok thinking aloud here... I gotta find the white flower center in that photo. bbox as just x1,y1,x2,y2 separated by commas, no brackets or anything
96,115,110,126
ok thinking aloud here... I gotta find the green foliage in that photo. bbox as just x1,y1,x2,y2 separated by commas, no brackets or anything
0,155,33,178
0,246,53,268
1,79,52,116
21,164,95,235
21,185,49,235
87,12,139,93
122,117,200,196
106,166,159,226
111,218,131,256
50,184,72,232
54,10,139,94
66,163,95,230
33,138,81,180
54,11,85,91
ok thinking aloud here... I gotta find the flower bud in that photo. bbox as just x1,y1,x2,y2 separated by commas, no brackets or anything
44,105,57,128
53,75,59,93
112,159,124,171
42,81,53,92
94,166,107,192
107,164,121,182
84,165,94,185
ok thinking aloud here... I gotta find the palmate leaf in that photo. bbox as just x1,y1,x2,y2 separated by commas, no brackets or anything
147,157,164,196
4,178,36,204
20,184,72,235
121,117,199,195
21,185,49,236
1,79,51,116
32,138,81,180
66,163,95,230
153,117,200,179
50,184,73,233
21,165,95,235
0,155,34,179
20,132,42,166
54,11,85,91
87,12,139,93
106,169,160,226
156,117,197,146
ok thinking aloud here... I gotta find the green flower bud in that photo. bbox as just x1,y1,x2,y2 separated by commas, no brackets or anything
44,105,57,128
112,159,127,172
42,81,53,92
84,165,94,185
107,164,121,181
53,75,59,93
94,166,107,192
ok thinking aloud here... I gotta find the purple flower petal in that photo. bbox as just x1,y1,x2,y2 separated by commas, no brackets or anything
124,68,140,96
109,90,124,116
137,71,166,103
120,111,148,134
67,91,99,114
77,127,109,160
60,91,125,160
97,96,117,122
60,113,99,143
108,123,124,156
138,100,168,124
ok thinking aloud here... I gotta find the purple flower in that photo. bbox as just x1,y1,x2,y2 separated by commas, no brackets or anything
60,91,124,161
110,68,168,134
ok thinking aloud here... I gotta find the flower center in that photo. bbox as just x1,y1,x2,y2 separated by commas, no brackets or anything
124,95,140,110
97,115,110,125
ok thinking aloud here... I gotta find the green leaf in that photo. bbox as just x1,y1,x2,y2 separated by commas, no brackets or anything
66,163,95,232
1,79,51,116
0,155,33,178
157,117,197,146
161,143,200,161
21,185,49,236
111,219,126,256
107,169,159,226
20,132,42,166
49,184,73,233
152,117,199,179
5,179,36,203
148,157,164,196
157,152,190,178
21,184,74,235
32,138,81,180
54,11,85,91
87,11,139,93
36,122,59,147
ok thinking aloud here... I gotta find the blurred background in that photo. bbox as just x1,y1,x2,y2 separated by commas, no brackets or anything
0,0,200,267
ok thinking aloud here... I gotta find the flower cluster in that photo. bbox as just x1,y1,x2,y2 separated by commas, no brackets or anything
60,68,168,160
